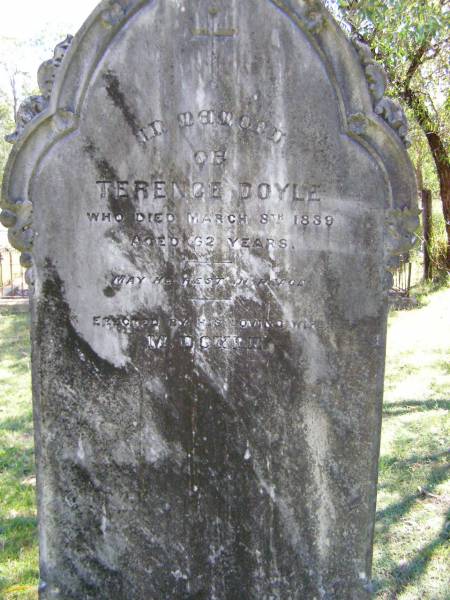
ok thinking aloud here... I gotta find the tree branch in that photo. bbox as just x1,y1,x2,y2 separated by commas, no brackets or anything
404,39,431,90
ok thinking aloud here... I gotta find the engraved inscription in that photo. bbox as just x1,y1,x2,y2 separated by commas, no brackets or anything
108,272,306,291
92,314,324,333
94,180,324,203
84,105,337,351
132,108,286,147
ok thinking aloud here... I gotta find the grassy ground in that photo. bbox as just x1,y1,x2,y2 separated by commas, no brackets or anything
374,287,450,599
0,310,37,600
0,289,449,599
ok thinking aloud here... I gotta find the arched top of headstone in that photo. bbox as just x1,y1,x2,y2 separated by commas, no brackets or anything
2,0,418,275
1,3,421,595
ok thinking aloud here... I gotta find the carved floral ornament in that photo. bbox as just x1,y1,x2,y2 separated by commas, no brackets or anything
5,36,73,145
353,40,411,148
0,36,73,280
0,1,417,283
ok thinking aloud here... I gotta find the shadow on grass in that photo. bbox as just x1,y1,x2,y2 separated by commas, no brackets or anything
410,275,449,307
377,415,449,529
373,516,450,597
0,314,31,371
383,399,450,417
0,441,34,471
391,519,449,596
0,515,37,556
376,463,449,532
379,449,449,471
0,413,34,434
374,410,450,596
1,361,30,378
0,454,36,540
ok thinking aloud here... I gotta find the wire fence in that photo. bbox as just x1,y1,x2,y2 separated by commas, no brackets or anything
391,254,414,297
0,233,28,298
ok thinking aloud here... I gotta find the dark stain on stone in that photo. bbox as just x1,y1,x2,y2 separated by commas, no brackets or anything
102,69,142,142
103,285,116,297
83,139,136,238
34,259,141,598
83,139,119,181
37,258,126,378
183,590,208,600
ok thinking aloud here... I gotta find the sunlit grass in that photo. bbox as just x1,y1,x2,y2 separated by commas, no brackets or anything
374,287,450,599
0,310,38,600
0,288,449,598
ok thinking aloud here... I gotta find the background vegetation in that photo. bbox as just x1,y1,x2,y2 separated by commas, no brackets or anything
333,0,450,272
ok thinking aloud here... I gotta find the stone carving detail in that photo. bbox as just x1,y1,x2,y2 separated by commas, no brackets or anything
348,112,369,135
0,198,34,282
375,97,410,144
385,207,420,270
354,40,411,148
4,96,48,144
5,35,73,144
1,36,73,280
353,41,417,264
304,9,325,33
101,1,130,27
1,21,417,289
272,0,325,33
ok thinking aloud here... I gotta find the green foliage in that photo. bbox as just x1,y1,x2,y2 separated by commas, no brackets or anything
334,0,450,269
335,0,450,111
336,1,449,62
408,122,440,196
428,213,449,274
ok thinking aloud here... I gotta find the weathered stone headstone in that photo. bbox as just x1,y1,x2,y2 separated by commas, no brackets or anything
2,1,418,598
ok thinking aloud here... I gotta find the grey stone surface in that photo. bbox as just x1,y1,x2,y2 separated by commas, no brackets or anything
2,1,418,598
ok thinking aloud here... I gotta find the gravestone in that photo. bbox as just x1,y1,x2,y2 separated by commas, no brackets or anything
1,1,418,598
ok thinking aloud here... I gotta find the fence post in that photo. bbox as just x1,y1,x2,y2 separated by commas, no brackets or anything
422,189,432,281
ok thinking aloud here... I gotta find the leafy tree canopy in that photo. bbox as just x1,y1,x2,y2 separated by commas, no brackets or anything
333,0,450,269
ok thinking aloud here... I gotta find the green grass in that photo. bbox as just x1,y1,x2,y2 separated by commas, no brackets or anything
375,287,450,599
0,289,449,599
410,269,449,308
0,310,38,600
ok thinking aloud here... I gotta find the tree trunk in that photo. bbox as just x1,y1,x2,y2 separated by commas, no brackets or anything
425,135,450,271
402,88,450,270
422,189,433,280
